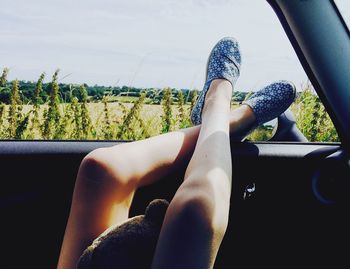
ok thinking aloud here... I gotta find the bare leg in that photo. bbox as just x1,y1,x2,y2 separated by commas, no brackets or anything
151,79,233,269
57,100,255,269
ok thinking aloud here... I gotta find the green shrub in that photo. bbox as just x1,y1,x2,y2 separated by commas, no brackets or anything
118,93,147,140
7,79,20,138
42,69,61,139
161,87,173,133
291,83,339,142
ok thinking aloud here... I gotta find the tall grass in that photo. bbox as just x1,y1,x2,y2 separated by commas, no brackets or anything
0,68,340,142
42,69,61,139
161,88,173,133
28,72,45,139
290,82,339,142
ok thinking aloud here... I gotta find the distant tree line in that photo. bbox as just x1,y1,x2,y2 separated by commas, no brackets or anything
0,68,250,105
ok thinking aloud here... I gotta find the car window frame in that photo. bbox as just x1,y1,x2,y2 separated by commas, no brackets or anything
267,0,350,148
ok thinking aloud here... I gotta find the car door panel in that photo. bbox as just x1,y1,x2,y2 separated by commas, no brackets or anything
1,141,348,268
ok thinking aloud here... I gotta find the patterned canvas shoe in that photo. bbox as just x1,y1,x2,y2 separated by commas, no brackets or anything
190,37,242,125
243,80,296,127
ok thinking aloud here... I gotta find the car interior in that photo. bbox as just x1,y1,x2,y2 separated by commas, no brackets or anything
1,0,350,268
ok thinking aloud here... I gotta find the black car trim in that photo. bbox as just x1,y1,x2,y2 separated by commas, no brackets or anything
0,140,340,158
267,0,350,148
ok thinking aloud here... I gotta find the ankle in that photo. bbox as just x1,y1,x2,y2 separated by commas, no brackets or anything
205,79,232,100
202,82,232,117
229,105,256,135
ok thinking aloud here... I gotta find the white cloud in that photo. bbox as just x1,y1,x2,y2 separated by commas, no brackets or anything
0,0,308,90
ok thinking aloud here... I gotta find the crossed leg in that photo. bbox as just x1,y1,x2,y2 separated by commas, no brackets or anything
152,79,235,268
57,80,256,269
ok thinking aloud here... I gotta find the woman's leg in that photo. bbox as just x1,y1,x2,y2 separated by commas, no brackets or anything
57,102,255,269
151,79,233,269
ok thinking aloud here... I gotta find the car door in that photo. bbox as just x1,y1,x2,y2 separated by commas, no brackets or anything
1,0,350,268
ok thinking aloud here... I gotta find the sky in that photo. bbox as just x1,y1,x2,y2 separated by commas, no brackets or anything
0,0,349,92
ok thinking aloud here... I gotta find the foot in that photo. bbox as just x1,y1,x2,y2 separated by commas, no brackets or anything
231,80,296,141
191,37,241,125
242,80,296,127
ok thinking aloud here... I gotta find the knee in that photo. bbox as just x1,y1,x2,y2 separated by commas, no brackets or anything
76,146,137,202
80,147,111,179
170,187,229,238
79,146,134,188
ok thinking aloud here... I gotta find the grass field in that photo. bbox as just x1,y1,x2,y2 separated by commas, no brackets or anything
0,68,340,141
0,85,339,142
1,99,264,140
0,101,193,139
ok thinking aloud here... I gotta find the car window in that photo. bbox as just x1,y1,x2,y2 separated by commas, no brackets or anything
0,0,339,142
334,0,350,30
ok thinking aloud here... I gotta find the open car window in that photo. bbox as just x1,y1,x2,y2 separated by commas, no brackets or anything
0,0,339,142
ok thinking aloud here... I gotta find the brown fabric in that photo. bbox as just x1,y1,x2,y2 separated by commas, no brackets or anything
77,199,169,269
